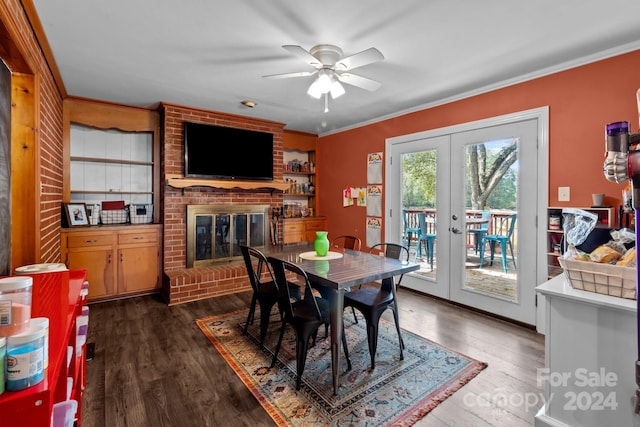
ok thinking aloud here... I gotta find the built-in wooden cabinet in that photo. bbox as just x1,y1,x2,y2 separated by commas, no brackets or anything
61,98,162,300
61,225,161,301
283,217,327,244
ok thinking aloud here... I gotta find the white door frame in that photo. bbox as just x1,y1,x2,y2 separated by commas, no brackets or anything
385,107,549,326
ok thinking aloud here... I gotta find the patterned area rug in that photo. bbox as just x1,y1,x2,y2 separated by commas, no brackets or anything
196,309,487,426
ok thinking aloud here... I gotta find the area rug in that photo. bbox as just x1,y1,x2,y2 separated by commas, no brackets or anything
196,309,487,426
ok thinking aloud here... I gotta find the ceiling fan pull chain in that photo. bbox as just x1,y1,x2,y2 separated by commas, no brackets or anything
324,94,329,113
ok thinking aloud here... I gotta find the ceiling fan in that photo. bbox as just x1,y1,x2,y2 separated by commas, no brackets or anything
263,44,384,108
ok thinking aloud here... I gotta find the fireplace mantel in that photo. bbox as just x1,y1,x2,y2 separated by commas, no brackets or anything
166,174,290,191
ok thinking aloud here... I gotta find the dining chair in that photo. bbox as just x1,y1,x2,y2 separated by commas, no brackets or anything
416,212,436,268
240,245,301,349
468,210,490,254
479,213,517,273
343,242,408,369
267,256,351,390
331,235,362,252
331,235,362,323
402,210,421,256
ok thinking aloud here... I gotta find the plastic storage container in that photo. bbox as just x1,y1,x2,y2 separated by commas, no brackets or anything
30,317,49,369
51,399,78,427
14,263,68,275
0,336,5,395
0,276,33,337
6,326,45,390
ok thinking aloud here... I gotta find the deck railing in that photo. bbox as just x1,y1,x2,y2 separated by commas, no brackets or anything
403,208,518,252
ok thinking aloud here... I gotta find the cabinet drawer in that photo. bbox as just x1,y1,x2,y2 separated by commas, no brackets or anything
305,220,327,232
119,232,158,245
67,234,113,248
283,222,304,233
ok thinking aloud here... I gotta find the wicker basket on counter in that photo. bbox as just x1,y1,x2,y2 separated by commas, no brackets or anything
559,257,636,300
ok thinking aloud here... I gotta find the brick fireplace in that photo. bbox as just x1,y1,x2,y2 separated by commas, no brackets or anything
161,103,285,305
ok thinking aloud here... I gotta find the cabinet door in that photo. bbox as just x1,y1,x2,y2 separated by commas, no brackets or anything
118,244,159,294
67,248,116,299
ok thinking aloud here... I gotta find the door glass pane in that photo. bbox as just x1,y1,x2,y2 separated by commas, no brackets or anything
402,149,437,279
463,138,518,301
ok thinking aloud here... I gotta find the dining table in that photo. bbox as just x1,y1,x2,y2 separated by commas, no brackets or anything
263,242,420,395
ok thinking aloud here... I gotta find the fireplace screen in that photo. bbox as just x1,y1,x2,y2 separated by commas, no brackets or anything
187,204,269,267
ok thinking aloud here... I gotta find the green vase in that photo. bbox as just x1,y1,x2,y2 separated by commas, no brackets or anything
314,231,329,257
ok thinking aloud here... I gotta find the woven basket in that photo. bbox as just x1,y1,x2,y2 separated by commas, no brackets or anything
559,258,636,300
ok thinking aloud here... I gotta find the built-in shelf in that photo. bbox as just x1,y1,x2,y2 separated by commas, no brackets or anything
166,174,290,191
70,156,154,166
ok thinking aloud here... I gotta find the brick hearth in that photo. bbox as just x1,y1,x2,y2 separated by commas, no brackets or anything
160,103,285,305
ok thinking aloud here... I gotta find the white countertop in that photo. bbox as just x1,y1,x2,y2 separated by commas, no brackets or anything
536,274,637,313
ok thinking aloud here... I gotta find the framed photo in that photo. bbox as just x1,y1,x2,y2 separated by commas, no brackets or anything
64,203,89,227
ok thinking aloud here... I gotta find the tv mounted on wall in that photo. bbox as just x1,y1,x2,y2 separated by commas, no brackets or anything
183,121,274,181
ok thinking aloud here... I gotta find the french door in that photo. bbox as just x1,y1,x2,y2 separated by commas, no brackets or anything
385,108,548,325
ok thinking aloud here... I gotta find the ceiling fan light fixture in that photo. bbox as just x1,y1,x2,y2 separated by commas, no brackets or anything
330,80,345,99
316,69,333,93
307,79,323,99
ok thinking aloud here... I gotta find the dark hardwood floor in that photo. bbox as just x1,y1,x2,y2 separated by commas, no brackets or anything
83,287,545,426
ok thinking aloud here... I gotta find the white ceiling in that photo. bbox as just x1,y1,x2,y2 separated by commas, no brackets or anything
31,0,640,135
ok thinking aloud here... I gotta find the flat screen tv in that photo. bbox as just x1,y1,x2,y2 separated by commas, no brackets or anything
183,121,274,181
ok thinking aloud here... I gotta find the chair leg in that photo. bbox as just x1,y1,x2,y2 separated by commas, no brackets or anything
295,334,311,390
243,294,257,335
351,306,358,324
479,240,486,268
365,317,379,369
489,241,497,266
270,322,287,369
258,301,276,348
390,304,405,358
500,240,508,273
341,321,352,371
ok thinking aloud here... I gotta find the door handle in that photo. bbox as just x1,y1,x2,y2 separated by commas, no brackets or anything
451,227,463,234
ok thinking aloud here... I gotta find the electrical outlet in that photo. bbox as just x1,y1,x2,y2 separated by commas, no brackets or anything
558,187,570,201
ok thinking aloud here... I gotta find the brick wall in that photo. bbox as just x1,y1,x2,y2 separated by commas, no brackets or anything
160,103,285,304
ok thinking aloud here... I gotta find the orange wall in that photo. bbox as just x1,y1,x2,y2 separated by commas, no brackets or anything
317,50,640,247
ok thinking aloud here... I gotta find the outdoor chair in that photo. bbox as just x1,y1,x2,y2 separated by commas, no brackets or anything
416,212,436,268
479,213,517,273
468,210,490,254
402,210,421,256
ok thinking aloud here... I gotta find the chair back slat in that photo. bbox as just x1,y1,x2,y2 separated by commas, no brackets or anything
240,245,274,292
267,257,322,321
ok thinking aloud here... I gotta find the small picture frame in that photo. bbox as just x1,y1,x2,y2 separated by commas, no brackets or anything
64,203,89,227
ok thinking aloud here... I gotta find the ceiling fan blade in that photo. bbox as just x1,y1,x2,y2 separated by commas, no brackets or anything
335,47,384,70
262,70,317,79
282,45,322,67
337,73,382,91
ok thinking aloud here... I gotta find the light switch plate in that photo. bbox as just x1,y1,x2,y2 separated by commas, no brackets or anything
558,187,570,201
